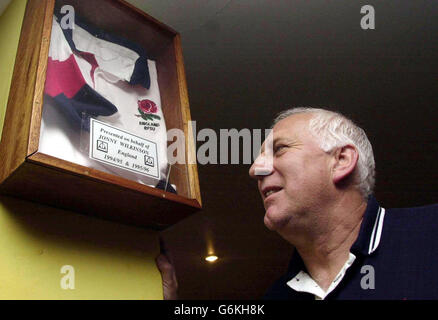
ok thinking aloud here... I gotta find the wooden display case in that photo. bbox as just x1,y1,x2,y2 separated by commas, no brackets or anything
0,0,202,229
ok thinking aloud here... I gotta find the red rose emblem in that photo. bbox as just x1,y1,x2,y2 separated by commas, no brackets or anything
136,99,161,122
138,99,158,114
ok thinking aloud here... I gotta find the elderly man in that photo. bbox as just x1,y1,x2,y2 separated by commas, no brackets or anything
157,107,438,300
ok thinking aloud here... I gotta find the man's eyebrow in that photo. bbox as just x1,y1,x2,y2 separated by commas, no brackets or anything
260,137,287,154
273,137,289,145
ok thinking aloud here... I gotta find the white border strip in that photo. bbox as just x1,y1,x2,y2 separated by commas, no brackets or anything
368,207,386,254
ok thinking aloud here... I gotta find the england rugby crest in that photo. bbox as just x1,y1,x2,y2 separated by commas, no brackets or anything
136,99,161,131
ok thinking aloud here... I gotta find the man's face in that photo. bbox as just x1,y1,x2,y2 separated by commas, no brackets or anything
249,114,334,234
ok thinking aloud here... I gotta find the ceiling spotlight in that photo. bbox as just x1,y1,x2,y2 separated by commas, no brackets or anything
205,255,218,263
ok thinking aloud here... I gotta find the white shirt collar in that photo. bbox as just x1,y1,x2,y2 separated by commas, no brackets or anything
286,253,356,300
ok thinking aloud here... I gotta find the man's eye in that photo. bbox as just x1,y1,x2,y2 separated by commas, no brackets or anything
274,145,287,153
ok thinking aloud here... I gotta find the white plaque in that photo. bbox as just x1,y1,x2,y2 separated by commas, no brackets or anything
89,118,160,179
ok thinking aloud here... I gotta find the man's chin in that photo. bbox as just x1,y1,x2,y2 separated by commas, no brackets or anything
264,216,276,230
264,211,285,231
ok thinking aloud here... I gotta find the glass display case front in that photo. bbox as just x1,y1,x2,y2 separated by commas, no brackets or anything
39,1,178,194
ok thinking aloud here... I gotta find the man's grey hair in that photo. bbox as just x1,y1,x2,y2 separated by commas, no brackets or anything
272,107,375,198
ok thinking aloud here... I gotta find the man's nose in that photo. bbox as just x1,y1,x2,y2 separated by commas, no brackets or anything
249,153,274,179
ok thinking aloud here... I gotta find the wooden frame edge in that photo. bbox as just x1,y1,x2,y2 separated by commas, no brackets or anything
27,0,55,156
0,0,47,182
27,152,201,209
174,34,203,207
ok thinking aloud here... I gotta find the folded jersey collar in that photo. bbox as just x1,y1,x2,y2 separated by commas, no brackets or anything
53,11,150,89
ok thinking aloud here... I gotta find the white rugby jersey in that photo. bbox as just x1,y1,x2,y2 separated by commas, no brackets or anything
40,17,170,189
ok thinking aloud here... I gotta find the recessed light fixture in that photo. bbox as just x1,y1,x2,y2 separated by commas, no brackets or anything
205,255,218,263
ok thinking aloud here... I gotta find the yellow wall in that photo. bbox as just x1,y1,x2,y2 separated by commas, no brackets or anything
0,0,162,300
0,0,23,131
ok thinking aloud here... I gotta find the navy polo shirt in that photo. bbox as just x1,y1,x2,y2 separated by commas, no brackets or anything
264,196,438,300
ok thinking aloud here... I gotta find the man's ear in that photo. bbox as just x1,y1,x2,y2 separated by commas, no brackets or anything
332,145,359,184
